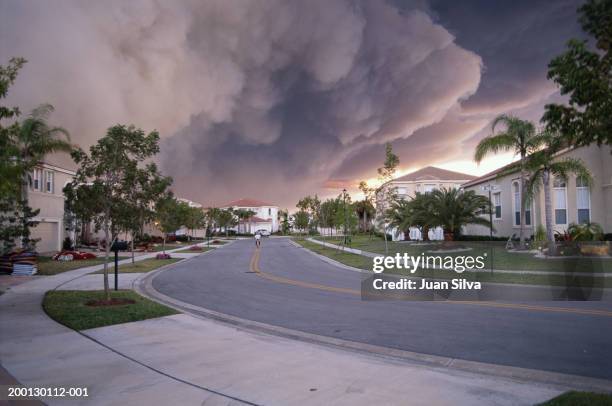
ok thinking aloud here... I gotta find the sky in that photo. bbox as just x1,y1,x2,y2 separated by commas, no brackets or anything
0,0,585,208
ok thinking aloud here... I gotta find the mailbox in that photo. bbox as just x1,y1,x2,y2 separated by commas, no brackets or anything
110,241,129,252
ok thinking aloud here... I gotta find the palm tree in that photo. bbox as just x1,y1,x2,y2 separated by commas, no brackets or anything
385,193,435,241
427,188,492,240
354,199,375,233
522,132,592,254
14,104,72,249
474,115,540,248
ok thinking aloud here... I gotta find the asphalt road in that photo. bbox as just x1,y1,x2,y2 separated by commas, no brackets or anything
153,238,612,380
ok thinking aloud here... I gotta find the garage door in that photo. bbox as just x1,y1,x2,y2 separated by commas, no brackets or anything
31,221,58,253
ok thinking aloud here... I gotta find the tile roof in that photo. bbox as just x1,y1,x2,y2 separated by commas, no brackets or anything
223,198,276,208
391,166,476,182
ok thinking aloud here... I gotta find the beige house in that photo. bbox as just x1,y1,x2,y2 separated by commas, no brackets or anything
28,162,76,253
462,144,612,238
376,166,476,240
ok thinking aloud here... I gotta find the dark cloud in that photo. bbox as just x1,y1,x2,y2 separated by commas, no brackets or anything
0,0,585,208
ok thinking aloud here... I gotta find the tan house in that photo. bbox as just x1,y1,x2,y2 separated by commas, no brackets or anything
28,162,76,253
376,166,476,240
462,144,612,238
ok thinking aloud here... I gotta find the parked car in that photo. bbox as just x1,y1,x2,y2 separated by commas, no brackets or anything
255,229,271,237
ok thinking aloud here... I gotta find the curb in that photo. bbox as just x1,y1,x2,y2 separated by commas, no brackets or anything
136,258,612,394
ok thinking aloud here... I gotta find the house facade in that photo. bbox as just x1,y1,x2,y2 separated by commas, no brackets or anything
376,166,476,241
28,162,76,253
221,198,279,234
462,144,612,238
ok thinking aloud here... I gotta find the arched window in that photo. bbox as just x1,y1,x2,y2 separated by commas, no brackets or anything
576,176,590,224
553,177,567,225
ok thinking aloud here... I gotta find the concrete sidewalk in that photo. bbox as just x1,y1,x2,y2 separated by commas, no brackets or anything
0,243,564,405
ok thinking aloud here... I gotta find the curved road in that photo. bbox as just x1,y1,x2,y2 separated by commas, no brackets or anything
153,238,612,380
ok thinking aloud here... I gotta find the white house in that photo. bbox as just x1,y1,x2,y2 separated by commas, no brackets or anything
221,198,279,234
376,166,476,241
462,144,612,238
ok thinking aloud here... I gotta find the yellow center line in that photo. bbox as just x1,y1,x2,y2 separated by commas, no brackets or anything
249,248,612,318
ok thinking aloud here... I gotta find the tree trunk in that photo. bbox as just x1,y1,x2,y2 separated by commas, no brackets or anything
162,235,166,255
103,222,110,300
131,238,135,264
519,157,526,249
20,172,30,250
542,169,556,255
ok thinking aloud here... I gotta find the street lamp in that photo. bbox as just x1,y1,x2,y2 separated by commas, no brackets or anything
342,188,348,245
481,184,499,240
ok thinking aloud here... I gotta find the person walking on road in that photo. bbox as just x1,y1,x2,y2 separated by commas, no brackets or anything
255,232,261,248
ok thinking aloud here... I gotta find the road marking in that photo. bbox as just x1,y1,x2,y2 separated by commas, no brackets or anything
250,247,612,318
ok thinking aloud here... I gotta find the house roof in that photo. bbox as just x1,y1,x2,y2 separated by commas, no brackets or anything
461,162,517,188
391,166,476,183
223,198,276,208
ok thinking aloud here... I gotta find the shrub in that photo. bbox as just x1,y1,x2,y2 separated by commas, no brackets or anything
156,253,171,259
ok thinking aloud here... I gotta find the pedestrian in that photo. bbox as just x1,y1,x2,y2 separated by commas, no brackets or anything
255,232,261,248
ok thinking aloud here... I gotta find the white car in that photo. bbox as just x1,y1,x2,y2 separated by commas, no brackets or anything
255,229,271,237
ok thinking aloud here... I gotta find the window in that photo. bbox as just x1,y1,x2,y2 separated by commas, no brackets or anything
396,187,406,195
45,171,54,193
553,177,567,225
493,192,501,219
576,176,590,224
513,182,521,225
424,184,436,193
268,208,271,216
32,168,42,191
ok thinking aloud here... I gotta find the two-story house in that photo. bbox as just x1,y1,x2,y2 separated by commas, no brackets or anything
221,198,279,234
28,162,76,253
376,166,476,241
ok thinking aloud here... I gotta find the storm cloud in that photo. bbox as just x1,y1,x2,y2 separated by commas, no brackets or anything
0,0,583,207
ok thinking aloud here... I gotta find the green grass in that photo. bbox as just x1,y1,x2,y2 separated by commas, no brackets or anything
294,238,612,288
92,258,181,274
174,247,213,254
294,238,373,270
43,290,179,330
38,256,113,275
314,235,612,273
537,391,612,406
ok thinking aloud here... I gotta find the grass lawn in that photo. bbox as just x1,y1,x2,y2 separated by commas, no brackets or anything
538,391,612,406
92,258,181,274
37,256,126,276
293,238,612,288
314,235,612,273
43,290,179,330
174,247,213,254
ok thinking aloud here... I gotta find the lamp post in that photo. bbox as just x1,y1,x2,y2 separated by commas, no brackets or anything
342,188,348,245
481,184,499,240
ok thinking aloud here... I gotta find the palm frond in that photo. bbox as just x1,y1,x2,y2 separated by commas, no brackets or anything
474,133,517,163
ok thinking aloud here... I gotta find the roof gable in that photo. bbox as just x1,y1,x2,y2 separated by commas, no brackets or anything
223,198,276,208
392,166,476,182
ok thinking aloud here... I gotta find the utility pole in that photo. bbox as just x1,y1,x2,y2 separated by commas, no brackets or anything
343,188,348,245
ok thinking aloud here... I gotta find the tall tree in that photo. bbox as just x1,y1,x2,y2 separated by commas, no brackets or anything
474,115,541,248
358,181,375,236
0,58,27,254
217,208,237,238
375,143,399,253
69,124,161,299
522,132,592,253
183,206,206,241
543,0,612,148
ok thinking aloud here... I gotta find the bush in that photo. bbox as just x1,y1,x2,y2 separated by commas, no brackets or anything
604,233,612,241
175,235,189,242
62,237,73,251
